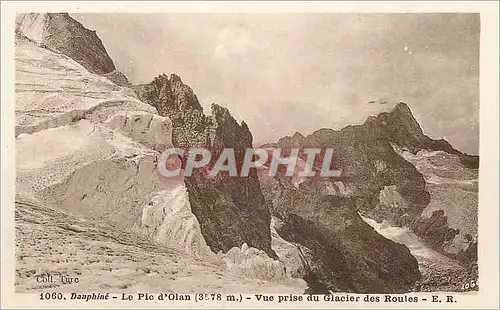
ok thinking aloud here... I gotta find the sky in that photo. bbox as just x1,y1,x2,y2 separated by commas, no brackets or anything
73,13,479,154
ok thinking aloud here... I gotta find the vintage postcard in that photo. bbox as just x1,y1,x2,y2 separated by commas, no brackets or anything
1,1,499,309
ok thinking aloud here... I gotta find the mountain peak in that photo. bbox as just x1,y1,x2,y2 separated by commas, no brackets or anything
292,131,305,140
16,13,116,75
392,101,411,113
139,73,203,114
379,102,477,167
390,102,420,124
383,102,426,145
170,73,183,83
211,103,230,116
275,131,306,149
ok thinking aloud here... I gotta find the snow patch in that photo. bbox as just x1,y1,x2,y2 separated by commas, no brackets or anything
218,216,310,285
221,243,288,282
270,217,313,279
140,185,215,259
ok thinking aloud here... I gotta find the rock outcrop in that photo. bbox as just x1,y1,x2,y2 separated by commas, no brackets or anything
377,102,478,168
262,102,478,289
136,74,276,259
104,70,132,87
265,102,477,228
362,215,478,292
15,13,132,87
394,146,478,264
265,103,431,226
259,170,421,293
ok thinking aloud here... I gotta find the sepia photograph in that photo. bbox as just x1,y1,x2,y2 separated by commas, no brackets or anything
2,2,499,309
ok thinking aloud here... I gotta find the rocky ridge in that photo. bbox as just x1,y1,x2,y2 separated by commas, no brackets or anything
265,103,432,226
259,172,421,293
136,75,276,259
16,13,130,85
394,146,478,264
264,102,478,271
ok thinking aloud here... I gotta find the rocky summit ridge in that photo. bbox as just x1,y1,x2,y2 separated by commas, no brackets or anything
265,101,478,258
14,13,478,293
259,100,479,291
16,13,130,86
136,74,275,259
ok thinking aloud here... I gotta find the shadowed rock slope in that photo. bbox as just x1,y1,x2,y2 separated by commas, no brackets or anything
16,13,130,86
259,173,421,293
262,102,478,289
136,74,276,258
266,102,477,228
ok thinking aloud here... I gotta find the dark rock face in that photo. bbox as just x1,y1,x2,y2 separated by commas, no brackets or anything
136,74,276,258
412,210,477,265
104,70,132,87
455,241,478,265
379,103,478,169
271,131,306,149
268,104,430,225
16,13,116,75
262,102,478,289
16,9,476,294
259,175,421,293
136,74,208,149
412,210,460,249
266,103,476,226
